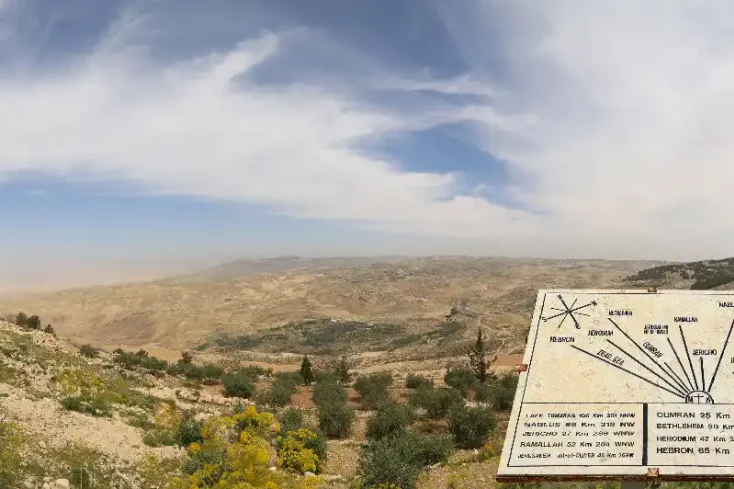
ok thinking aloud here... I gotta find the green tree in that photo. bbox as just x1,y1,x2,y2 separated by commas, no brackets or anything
79,344,100,359
468,328,492,383
26,315,41,330
14,312,27,327
179,351,194,364
300,355,314,385
336,356,351,383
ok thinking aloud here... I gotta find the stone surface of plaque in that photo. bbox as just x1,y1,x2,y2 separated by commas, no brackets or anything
497,289,734,481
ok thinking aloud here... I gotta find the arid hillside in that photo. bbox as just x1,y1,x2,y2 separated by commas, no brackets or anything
0,257,659,358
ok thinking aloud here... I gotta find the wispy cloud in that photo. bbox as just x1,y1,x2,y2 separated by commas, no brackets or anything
431,0,734,259
0,3,537,253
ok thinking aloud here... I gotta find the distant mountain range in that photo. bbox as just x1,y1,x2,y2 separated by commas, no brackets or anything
178,256,409,282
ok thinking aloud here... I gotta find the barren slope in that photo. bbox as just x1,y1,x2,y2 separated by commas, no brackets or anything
0,257,659,354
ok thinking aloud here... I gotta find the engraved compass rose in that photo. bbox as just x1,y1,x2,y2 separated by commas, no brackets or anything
542,294,598,329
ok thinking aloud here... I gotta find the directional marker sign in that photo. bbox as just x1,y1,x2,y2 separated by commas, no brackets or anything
497,290,734,482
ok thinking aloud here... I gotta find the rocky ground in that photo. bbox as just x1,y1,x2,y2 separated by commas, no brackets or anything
0,322,244,489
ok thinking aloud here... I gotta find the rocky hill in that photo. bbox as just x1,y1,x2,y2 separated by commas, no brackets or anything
0,310,521,489
0,257,657,362
623,257,734,290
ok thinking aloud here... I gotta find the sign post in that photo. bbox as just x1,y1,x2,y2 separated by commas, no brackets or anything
497,289,734,483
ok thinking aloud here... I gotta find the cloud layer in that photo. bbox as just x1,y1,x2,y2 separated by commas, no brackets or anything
3,1,734,262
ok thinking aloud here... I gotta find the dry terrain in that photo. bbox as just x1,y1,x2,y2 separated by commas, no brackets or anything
0,257,659,361
2,256,726,489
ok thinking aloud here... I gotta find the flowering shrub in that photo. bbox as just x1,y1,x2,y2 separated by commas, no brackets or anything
159,404,322,489
277,429,320,474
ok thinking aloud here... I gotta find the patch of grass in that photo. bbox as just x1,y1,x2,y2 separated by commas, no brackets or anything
212,319,407,355
143,430,179,447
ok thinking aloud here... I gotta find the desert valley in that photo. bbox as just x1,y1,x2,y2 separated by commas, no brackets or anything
2,255,726,489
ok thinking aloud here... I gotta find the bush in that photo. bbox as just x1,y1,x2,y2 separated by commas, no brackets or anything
366,401,415,441
277,428,326,474
279,408,305,436
314,376,354,438
143,430,179,447
405,374,432,389
448,405,496,449
443,365,476,396
407,432,454,466
223,372,256,399
358,436,422,489
358,432,452,489
79,344,100,359
489,373,518,412
274,371,304,390
354,372,393,409
61,396,111,417
259,381,294,408
178,415,204,447
313,377,347,407
317,402,355,439
408,386,464,419
473,382,491,403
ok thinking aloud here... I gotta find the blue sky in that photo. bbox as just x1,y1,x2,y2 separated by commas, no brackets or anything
2,0,734,290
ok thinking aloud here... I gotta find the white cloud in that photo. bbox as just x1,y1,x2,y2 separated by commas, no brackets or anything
431,0,734,259
0,11,538,254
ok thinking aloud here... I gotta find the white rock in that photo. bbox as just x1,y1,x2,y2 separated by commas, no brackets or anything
54,479,70,489
304,472,316,478
42,483,50,489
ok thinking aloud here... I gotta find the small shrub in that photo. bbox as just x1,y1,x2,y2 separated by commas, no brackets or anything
178,415,204,447
79,344,100,359
354,372,393,409
366,401,415,440
443,365,476,396
473,382,491,403
259,381,294,408
489,373,518,412
405,374,432,389
358,436,422,489
313,377,347,407
407,432,454,466
43,324,56,336
61,396,111,417
408,386,464,419
448,405,496,449
143,430,179,447
277,428,324,474
279,408,305,436
358,432,451,489
317,402,355,439
274,371,304,389
223,372,255,399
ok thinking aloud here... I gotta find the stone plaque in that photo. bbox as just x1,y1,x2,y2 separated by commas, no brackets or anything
497,289,734,481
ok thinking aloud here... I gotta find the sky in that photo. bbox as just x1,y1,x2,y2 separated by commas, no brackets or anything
1,0,734,290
